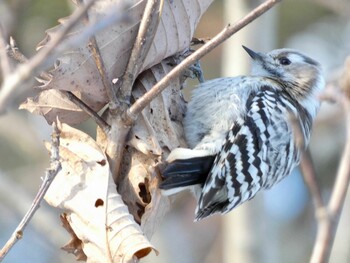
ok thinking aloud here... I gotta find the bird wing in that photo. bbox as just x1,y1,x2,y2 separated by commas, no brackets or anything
195,86,295,220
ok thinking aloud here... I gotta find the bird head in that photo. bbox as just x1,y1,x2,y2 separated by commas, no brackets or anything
242,46,324,101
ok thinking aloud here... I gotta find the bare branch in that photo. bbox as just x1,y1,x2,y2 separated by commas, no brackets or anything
128,0,282,119
119,0,164,106
104,0,164,182
310,88,350,263
328,99,350,214
62,90,110,133
0,0,96,114
292,110,326,231
0,123,61,261
88,37,120,112
75,0,120,113
300,149,325,213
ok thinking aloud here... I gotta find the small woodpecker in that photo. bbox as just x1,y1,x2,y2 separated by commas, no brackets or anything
159,46,324,221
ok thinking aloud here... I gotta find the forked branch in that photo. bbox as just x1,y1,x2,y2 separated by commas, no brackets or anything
300,85,350,263
307,88,350,263
119,0,164,106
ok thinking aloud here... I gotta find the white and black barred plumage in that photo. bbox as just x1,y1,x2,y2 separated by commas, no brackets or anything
159,46,324,221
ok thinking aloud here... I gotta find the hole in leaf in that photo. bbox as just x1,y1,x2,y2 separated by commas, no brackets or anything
138,178,151,204
95,199,104,207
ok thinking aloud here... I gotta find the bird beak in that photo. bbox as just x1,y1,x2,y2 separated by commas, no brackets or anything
242,46,264,62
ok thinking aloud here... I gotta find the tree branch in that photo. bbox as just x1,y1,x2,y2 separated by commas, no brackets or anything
0,123,61,261
127,0,282,119
104,0,164,182
88,36,120,112
118,0,164,106
300,149,325,214
61,91,110,133
75,0,120,113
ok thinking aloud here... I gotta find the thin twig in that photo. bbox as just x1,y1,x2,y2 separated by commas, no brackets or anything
0,123,61,261
88,37,120,112
0,0,96,113
291,111,327,228
127,0,282,119
300,149,325,213
76,0,119,113
118,0,164,105
62,91,110,133
310,89,350,263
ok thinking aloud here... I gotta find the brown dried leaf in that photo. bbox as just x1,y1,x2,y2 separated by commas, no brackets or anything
22,0,213,124
19,89,104,124
45,122,155,262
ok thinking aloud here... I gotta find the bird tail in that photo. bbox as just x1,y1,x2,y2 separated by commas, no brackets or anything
159,148,215,195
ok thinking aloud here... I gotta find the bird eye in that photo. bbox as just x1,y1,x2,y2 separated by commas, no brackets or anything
279,57,291,65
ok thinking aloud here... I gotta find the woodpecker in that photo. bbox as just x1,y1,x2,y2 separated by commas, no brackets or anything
159,46,324,221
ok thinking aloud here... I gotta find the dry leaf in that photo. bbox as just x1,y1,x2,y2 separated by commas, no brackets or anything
45,122,155,262
21,0,213,124
19,89,105,124
60,213,87,261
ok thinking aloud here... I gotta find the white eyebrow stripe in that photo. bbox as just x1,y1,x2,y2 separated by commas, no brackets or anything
287,53,305,63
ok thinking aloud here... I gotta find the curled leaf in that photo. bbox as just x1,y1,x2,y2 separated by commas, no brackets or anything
44,122,155,262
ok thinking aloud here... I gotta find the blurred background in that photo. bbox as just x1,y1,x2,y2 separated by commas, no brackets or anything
0,0,349,262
